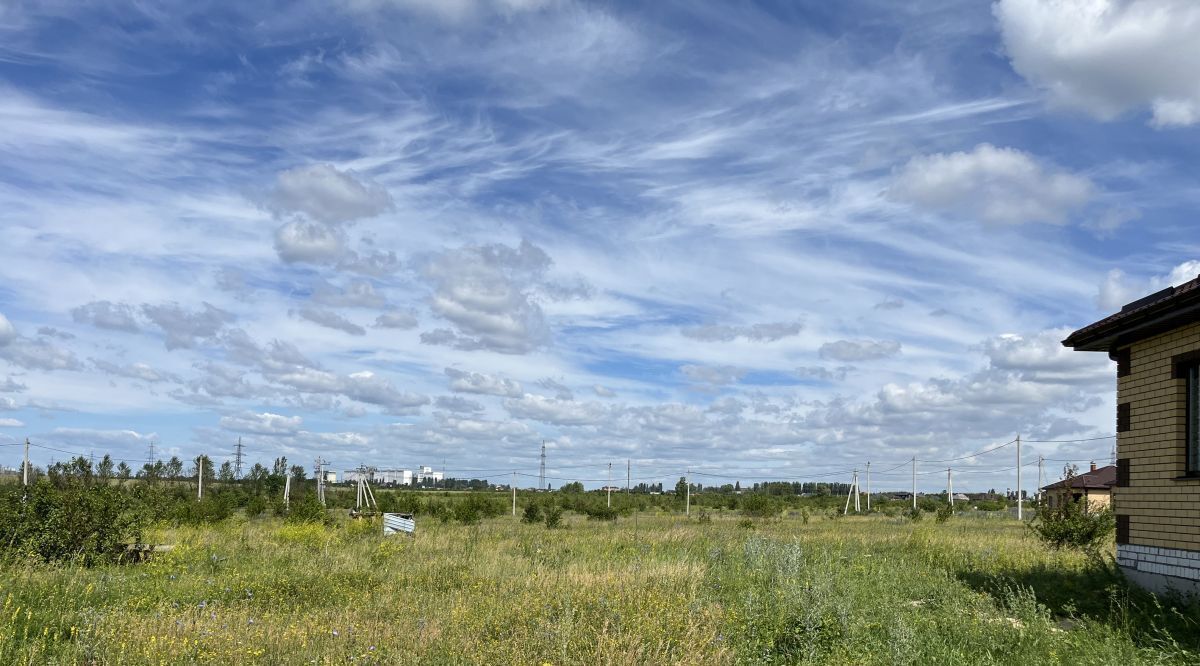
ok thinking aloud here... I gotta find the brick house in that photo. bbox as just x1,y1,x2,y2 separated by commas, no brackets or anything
1063,276,1200,595
1039,462,1115,511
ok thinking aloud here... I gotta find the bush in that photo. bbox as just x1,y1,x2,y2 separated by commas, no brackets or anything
451,502,482,525
697,509,712,524
543,505,563,529
170,494,236,526
585,505,619,521
286,493,332,525
907,507,923,523
244,494,268,517
0,480,143,565
521,503,543,524
741,494,779,519
737,518,755,530
1030,496,1114,552
935,502,954,524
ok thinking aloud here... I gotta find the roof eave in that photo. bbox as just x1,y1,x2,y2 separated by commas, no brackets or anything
1062,297,1200,352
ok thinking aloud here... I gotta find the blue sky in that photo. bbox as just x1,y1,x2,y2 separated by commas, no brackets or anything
1,0,1198,491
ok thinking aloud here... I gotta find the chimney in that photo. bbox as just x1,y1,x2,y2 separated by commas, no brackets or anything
1090,461,1097,473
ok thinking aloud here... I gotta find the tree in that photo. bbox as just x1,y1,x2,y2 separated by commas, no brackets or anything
218,461,235,482
190,454,215,481
97,454,114,480
675,477,688,500
272,456,289,478
165,456,184,479
560,481,584,493
289,464,307,481
116,461,132,480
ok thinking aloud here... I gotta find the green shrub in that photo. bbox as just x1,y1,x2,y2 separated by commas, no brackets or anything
0,480,143,565
451,502,482,525
585,505,619,521
521,503,543,524
741,494,779,519
737,518,755,530
244,494,268,518
286,494,332,525
170,494,236,526
543,505,563,529
908,507,923,523
1030,496,1114,552
697,509,712,524
935,502,954,524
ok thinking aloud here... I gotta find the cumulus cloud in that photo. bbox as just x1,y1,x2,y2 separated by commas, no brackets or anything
593,384,615,397
312,279,387,308
434,395,486,413
296,306,367,336
274,220,346,264
219,411,303,435
375,310,419,329
341,371,429,413
0,313,14,345
681,364,747,385
1097,260,1200,310
71,301,140,332
996,0,1200,128
982,329,1109,384
819,339,902,362
0,418,23,427
422,240,553,354
681,319,804,343
142,302,234,350
794,366,853,382
270,164,392,224
0,337,82,371
503,393,609,425
445,367,523,397
890,144,1095,225
91,359,179,383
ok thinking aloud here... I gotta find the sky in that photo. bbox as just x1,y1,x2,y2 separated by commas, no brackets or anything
1,0,1199,492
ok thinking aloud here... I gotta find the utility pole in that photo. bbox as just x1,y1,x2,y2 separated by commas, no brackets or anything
946,468,953,507
685,469,691,517
1016,434,1023,521
233,437,245,479
198,456,204,500
1037,455,1045,506
607,462,613,508
283,473,291,510
539,441,546,492
314,458,328,506
844,470,858,515
854,469,861,512
911,456,917,510
512,472,517,517
865,461,871,512
23,438,30,487
626,459,630,491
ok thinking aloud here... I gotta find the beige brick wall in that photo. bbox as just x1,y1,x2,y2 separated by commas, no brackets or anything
1119,321,1200,551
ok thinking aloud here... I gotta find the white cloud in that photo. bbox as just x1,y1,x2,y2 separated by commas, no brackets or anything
375,310,419,329
434,395,485,412
593,384,615,397
274,220,346,264
270,164,392,224
680,364,746,385
0,313,14,346
342,370,429,413
0,397,17,411
0,418,23,427
503,393,609,426
219,411,303,436
819,339,902,362
996,0,1200,127
70,300,140,332
91,359,179,383
890,143,1094,225
296,306,367,336
312,280,387,308
1097,260,1200,310
681,320,803,343
142,302,234,350
445,367,523,397
0,337,82,371
422,240,553,354
981,329,1109,384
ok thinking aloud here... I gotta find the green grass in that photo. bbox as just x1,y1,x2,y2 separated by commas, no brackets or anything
1,511,1198,664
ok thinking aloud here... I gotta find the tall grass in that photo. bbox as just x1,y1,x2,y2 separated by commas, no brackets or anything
1,511,1197,664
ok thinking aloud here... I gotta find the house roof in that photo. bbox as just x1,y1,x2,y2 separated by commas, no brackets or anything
1062,275,1200,352
1041,464,1116,491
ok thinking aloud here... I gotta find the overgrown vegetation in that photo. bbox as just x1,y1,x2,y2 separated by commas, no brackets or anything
1030,495,1116,552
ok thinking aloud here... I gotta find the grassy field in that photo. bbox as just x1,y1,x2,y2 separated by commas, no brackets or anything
2,510,1198,665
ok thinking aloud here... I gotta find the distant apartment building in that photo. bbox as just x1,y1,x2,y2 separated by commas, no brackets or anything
417,465,444,484
1063,274,1200,595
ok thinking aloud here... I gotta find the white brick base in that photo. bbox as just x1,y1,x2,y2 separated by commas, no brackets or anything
1118,544,1200,596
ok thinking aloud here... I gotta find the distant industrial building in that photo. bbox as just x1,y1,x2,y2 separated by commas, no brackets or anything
417,465,443,484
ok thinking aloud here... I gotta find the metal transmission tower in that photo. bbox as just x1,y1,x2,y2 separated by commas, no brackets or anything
146,441,156,466
538,441,546,491
233,437,245,479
